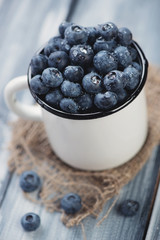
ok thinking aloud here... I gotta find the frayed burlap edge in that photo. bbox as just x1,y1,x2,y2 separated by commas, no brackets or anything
7,66,160,227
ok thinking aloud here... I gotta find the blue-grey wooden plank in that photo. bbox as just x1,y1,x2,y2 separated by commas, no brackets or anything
145,177,160,240
0,0,76,175
0,0,73,186
0,146,159,240
83,146,160,240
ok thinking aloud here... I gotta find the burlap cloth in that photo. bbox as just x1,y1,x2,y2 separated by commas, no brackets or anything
8,66,160,227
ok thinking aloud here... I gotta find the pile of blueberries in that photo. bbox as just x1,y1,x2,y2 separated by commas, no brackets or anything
30,21,142,114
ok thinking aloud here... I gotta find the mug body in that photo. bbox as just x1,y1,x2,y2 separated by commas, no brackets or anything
42,88,148,170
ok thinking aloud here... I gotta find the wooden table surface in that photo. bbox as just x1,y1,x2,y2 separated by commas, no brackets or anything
0,0,160,239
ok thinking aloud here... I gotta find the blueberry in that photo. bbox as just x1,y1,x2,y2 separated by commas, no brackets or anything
21,213,40,231
128,46,138,61
114,46,132,68
44,39,70,56
93,50,118,75
118,27,132,46
59,21,73,37
82,72,103,94
44,44,55,57
60,39,71,53
86,27,99,44
124,66,140,91
45,89,63,107
65,24,88,45
94,91,118,110
116,88,128,102
48,36,61,45
60,98,78,113
64,66,84,83
103,70,125,92
48,51,69,71
60,193,82,214
42,67,63,88
119,199,139,217
44,37,63,56
30,54,48,76
61,80,82,97
93,37,116,53
30,75,49,95
77,93,93,111
69,45,94,67
98,22,118,41
20,171,40,192
132,62,142,74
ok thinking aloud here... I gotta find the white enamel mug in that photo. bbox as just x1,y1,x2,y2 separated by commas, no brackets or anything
4,41,148,171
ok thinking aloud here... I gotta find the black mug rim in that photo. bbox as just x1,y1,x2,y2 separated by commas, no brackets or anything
28,41,148,120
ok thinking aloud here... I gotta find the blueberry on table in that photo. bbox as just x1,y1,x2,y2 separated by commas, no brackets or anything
30,75,49,95
124,66,140,91
20,171,40,192
59,21,73,37
64,66,84,83
93,50,118,75
64,24,88,45
30,54,48,76
119,199,139,217
42,67,63,88
118,27,132,46
61,80,82,98
77,93,93,111
93,37,116,53
60,98,79,113
82,72,103,94
21,213,40,231
45,89,63,107
69,44,94,67
114,46,132,68
60,193,82,214
98,22,118,41
94,92,118,110
48,51,69,71
103,70,125,92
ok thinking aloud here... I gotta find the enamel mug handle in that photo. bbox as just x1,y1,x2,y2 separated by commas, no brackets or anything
4,75,42,121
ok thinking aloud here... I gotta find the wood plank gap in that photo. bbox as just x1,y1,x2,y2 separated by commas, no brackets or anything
65,0,79,22
142,145,160,240
0,172,13,207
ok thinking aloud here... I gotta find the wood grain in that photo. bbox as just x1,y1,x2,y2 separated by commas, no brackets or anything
145,174,160,240
0,146,159,240
0,0,73,189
